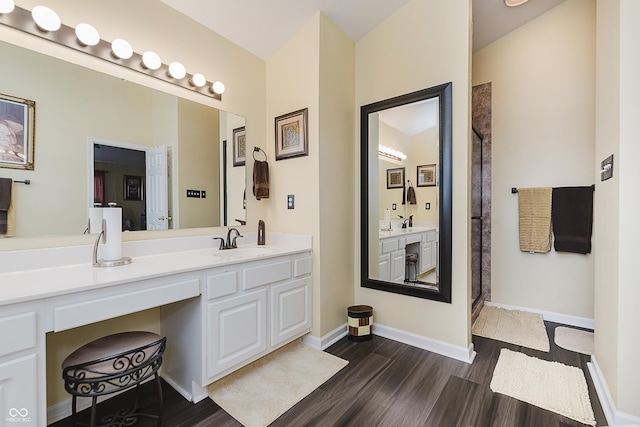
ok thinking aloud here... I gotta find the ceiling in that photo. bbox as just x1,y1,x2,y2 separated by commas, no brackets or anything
161,0,565,60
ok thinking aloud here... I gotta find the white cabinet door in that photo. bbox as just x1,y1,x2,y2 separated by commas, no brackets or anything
0,354,38,426
431,241,437,270
270,278,311,347
421,243,432,273
207,289,267,378
378,253,391,282
390,249,406,284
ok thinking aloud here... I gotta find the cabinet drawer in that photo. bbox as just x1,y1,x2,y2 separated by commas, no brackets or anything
242,260,291,290
207,271,238,299
0,312,36,357
294,257,312,277
53,278,200,332
381,239,398,254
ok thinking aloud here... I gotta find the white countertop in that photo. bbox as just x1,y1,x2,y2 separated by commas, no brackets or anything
0,232,312,307
379,226,437,239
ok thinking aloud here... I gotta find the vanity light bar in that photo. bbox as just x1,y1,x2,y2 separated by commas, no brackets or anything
378,144,407,161
0,5,224,100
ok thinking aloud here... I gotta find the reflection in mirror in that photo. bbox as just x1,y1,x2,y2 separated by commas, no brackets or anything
361,83,452,302
0,39,246,238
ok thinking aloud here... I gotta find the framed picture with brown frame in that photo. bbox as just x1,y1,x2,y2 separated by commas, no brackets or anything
275,108,308,160
417,164,437,187
0,92,36,170
233,126,246,167
386,167,405,189
124,175,143,201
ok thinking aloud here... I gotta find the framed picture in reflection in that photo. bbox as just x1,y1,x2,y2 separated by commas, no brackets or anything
417,164,437,187
0,92,35,170
386,167,405,189
233,126,246,167
124,175,143,201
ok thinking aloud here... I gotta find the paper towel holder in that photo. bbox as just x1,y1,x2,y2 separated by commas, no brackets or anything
92,219,132,267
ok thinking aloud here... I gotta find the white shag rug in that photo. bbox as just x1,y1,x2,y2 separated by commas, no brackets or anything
555,327,594,355
208,340,348,427
472,305,550,352
491,349,596,426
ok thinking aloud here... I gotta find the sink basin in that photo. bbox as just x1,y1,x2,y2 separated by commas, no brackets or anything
219,247,273,258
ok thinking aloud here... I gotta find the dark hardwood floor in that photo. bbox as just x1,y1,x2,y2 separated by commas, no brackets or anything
50,321,606,427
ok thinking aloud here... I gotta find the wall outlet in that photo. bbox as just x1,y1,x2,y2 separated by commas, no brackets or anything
287,194,295,209
601,154,613,181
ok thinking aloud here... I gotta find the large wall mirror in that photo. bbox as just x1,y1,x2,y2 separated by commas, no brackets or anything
0,39,246,238
360,83,452,302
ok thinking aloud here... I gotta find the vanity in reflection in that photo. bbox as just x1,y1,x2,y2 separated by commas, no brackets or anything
361,83,452,303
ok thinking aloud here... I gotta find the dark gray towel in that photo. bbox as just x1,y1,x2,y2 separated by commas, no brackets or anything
253,160,270,200
407,185,417,205
552,186,593,254
0,178,12,235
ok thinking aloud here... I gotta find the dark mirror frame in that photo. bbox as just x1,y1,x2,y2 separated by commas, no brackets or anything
360,82,452,303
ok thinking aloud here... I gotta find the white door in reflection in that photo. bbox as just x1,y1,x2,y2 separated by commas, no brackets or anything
146,145,169,230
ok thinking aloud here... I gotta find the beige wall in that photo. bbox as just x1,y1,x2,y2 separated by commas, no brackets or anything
472,0,596,319
317,15,356,335
177,98,220,228
595,0,640,419
355,0,471,349
265,13,356,337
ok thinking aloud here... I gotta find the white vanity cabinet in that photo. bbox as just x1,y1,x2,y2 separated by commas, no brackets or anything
0,303,44,427
378,237,405,284
420,230,438,274
162,250,312,400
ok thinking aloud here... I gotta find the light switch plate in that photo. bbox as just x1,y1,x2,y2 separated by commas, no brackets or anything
601,154,613,181
425,202,430,210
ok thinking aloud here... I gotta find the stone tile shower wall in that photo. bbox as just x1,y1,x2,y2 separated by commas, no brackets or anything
472,82,492,303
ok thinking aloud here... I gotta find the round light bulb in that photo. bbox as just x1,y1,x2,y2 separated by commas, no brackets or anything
75,23,100,46
190,73,206,88
32,5,61,32
111,38,133,60
168,62,186,79
211,81,225,95
0,0,15,14
141,51,161,70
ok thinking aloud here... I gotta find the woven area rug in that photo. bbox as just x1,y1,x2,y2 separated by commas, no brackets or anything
208,340,348,427
555,327,594,355
491,348,596,426
472,305,550,352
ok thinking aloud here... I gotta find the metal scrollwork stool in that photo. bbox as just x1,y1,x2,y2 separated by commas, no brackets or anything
62,331,166,427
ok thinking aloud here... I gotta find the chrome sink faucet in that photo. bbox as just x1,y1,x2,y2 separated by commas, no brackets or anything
213,228,244,250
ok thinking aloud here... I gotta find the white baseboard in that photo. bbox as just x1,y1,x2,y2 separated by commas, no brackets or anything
588,356,640,426
485,301,595,330
302,323,348,350
372,323,476,364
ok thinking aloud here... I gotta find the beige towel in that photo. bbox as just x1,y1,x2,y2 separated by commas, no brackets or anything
518,187,552,253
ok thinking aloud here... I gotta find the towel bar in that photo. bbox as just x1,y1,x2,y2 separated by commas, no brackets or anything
512,184,595,194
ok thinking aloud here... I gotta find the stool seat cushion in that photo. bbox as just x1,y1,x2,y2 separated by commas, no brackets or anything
62,331,162,371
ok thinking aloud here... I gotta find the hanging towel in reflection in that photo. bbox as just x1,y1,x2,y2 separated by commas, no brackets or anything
253,160,270,200
552,186,593,254
518,187,552,253
407,183,417,205
0,178,13,235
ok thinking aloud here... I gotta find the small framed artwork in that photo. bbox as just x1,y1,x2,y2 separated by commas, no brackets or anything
417,164,437,187
233,126,246,167
124,175,143,201
0,92,36,170
275,108,308,160
386,167,405,189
